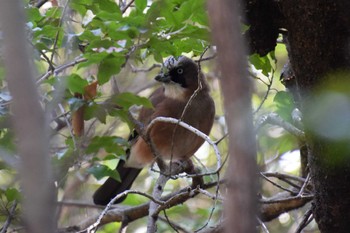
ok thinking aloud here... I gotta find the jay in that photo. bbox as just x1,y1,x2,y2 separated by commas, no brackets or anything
93,56,215,205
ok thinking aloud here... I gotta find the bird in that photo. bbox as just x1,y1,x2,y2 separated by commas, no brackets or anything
93,56,215,205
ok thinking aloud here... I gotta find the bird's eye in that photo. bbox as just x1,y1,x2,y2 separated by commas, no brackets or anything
177,68,184,74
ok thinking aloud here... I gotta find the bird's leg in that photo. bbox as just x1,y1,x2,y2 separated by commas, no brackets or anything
182,159,204,188
169,159,204,188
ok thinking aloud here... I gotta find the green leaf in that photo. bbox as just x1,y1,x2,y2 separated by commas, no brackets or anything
95,0,120,13
249,53,272,76
109,108,133,129
95,12,121,22
79,52,110,68
34,42,51,51
70,0,93,15
66,74,88,94
88,38,114,49
5,188,21,202
87,136,128,155
135,0,147,12
0,129,16,152
78,29,100,41
114,92,153,109
84,102,107,123
27,7,43,23
33,25,60,39
191,0,208,26
273,91,294,122
97,56,124,84
88,164,121,181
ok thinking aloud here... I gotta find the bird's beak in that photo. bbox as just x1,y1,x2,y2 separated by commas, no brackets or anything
155,72,171,83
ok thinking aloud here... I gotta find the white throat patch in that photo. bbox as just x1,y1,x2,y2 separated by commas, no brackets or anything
163,83,187,101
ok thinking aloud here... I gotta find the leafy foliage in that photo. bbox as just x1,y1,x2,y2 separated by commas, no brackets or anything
0,0,303,232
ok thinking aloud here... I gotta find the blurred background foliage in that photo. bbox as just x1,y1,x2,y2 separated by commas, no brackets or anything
0,0,315,232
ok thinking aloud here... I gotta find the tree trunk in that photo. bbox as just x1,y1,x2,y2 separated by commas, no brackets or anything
208,1,258,232
0,1,55,232
243,0,350,232
281,1,350,232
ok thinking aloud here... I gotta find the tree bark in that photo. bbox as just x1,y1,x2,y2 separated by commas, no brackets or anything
280,1,350,232
208,1,258,233
243,0,350,232
0,1,55,232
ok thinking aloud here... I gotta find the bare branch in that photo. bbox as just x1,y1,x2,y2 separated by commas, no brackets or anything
256,112,306,140
297,173,311,196
259,192,313,222
147,162,190,232
260,173,298,194
262,172,306,183
65,180,224,232
37,56,87,84
295,208,313,233
159,215,189,233
121,0,135,13
253,68,276,114
0,201,18,233
130,63,161,73
80,190,166,233
195,53,217,63
257,217,270,233
49,0,70,64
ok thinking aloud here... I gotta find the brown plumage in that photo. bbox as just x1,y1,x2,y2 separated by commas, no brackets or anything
93,56,215,205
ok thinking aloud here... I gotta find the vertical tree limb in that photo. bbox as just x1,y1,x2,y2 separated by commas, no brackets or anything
279,1,350,231
208,0,258,232
0,1,55,232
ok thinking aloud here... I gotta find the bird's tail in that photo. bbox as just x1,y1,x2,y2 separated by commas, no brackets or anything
93,159,142,205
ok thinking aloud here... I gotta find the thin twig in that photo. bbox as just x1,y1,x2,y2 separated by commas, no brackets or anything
195,53,217,62
58,103,78,151
255,113,306,140
262,171,302,190
257,216,270,233
75,180,226,230
259,195,313,204
27,39,55,71
121,0,135,13
253,61,276,114
37,56,87,84
262,172,306,183
56,200,105,209
260,173,298,194
297,173,311,196
129,63,161,73
196,187,224,202
295,208,313,233
49,0,70,64
0,201,17,233
215,132,228,145
147,161,191,232
79,190,166,233
160,212,181,233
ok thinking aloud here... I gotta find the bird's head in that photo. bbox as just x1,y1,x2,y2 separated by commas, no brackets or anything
155,56,202,100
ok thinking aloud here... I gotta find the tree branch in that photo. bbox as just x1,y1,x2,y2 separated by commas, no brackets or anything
255,112,306,140
61,180,223,232
0,1,55,232
36,56,87,84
